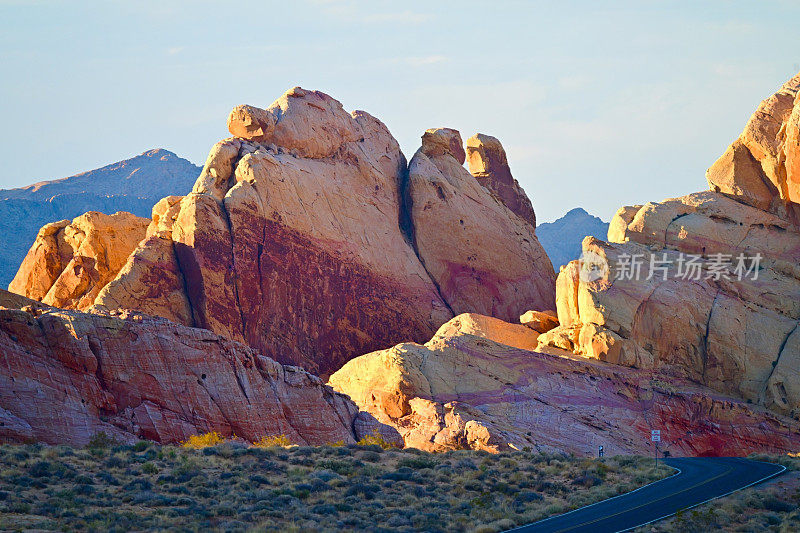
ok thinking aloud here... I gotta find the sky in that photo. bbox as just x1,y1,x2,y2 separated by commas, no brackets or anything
1,1,799,223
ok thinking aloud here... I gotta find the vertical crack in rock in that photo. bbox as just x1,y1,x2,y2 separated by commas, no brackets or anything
220,193,247,341
701,288,722,383
760,320,800,402
170,241,198,328
398,165,456,316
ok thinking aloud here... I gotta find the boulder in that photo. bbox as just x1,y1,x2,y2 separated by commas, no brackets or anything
466,133,536,227
8,211,149,310
405,128,556,321
330,313,800,456
0,289,371,446
519,309,558,334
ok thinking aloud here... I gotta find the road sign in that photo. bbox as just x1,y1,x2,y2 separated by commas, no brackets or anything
651,430,661,442
598,445,604,458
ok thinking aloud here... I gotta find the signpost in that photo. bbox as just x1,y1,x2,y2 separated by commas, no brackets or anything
651,430,661,467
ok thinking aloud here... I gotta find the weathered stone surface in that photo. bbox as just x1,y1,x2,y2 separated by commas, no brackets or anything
519,309,558,334
94,231,193,326
541,215,800,417
97,88,456,378
146,195,183,237
331,314,800,456
707,72,800,222
537,72,800,422
0,289,370,447
466,133,536,227
8,212,149,310
406,128,556,322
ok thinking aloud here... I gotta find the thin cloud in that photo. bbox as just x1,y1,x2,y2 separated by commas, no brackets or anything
400,55,448,67
167,46,184,56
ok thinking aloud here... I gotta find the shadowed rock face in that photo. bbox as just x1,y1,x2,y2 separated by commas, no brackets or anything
11,88,555,379
330,313,800,456
405,128,556,322
0,289,385,446
539,71,800,421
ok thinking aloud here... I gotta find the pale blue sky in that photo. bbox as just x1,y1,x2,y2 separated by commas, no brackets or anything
1,0,799,222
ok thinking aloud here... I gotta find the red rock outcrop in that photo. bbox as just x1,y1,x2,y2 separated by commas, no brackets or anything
330,313,800,456
10,88,556,379
8,212,149,310
92,88,456,378
0,289,391,446
466,133,536,227
406,128,556,322
539,71,800,421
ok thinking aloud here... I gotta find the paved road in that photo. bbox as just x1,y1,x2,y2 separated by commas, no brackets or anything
507,457,786,533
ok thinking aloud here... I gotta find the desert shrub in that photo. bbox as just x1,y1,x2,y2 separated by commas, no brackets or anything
572,471,603,488
761,496,795,513
87,432,120,451
142,462,159,475
182,431,226,449
356,429,395,450
318,459,357,476
253,434,293,448
398,455,438,470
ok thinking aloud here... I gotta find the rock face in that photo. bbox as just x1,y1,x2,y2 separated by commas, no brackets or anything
14,88,556,379
519,309,558,334
406,128,556,322
539,72,800,421
466,133,536,227
0,289,374,447
330,314,800,456
8,211,149,310
0,149,200,287
92,88,459,378
707,72,800,223
537,207,609,269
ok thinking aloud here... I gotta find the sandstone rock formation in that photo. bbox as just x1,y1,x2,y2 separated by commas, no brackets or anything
406,128,555,322
519,309,558,334
90,88,460,378
0,289,389,447
9,88,556,379
330,313,800,456
8,211,149,310
707,72,800,222
539,72,800,421
466,133,537,227
0,149,200,288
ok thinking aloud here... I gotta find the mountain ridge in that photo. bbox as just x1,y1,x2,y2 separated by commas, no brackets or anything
0,149,200,287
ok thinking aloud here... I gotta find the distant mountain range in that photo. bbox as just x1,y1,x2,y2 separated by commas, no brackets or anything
537,207,609,269
0,149,201,287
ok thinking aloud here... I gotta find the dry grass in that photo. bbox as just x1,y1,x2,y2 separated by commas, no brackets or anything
0,439,671,532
